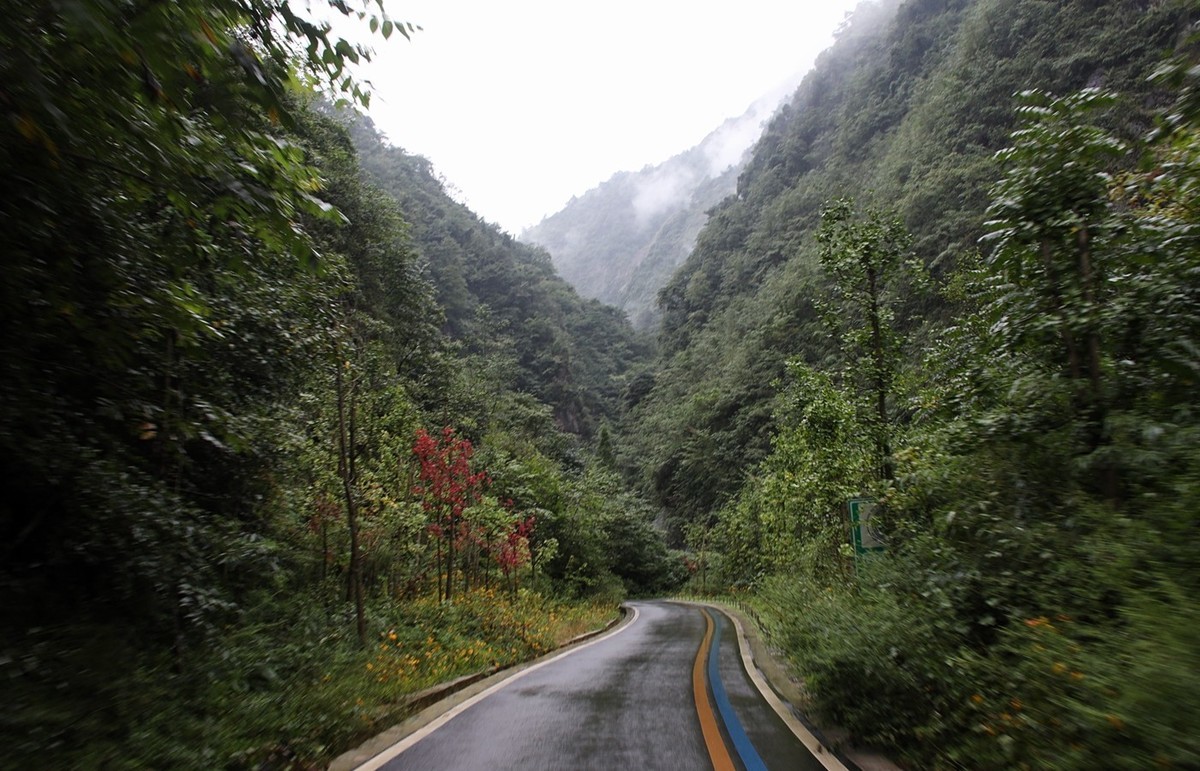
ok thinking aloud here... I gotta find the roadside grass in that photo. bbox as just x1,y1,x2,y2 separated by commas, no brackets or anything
363,589,618,693
2,589,618,770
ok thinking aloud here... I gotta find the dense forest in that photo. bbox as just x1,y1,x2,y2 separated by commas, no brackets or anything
4,0,1200,768
0,1,676,766
346,113,653,436
628,0,1195,530
610,0,1200,767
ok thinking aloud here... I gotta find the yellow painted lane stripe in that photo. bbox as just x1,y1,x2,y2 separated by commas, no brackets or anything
693,608,736,771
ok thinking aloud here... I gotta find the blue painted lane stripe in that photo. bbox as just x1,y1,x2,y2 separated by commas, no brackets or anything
707,612,768,771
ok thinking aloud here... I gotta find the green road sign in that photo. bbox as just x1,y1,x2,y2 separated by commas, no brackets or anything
849,498,884,555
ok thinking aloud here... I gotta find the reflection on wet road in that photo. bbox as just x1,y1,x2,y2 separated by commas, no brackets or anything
363,601,828,770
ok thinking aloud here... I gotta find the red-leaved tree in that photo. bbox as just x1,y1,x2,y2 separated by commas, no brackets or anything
412,426,489,601
496,514,536,596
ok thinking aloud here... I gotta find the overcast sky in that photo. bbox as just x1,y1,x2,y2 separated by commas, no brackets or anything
346,1,864,233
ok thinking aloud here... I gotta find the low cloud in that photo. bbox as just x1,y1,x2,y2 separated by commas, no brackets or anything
632,165,700,226
624,71,809,229
702,73,804,177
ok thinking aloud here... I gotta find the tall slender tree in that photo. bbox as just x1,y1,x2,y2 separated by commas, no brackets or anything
983,89,1127,499
817,198,915,482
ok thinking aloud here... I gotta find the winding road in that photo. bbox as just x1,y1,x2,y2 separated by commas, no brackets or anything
354,601,844,770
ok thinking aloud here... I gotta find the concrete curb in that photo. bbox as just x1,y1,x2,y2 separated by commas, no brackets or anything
327,605,631,771
674,598,903,771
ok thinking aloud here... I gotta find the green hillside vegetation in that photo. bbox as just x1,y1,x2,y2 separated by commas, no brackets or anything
348,114,653,437
631,0,1190,531
629,0,1200,766
0,1,675,767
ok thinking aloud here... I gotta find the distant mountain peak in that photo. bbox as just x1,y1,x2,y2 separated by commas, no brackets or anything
521,78,802,329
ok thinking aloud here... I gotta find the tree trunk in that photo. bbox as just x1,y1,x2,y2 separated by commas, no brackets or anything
320,515,328,583
1041,239,1082,381
1077,227,1103,401
1077,226,1117,502
435,536,444,602
336,361,366,645
866,263,893,481
445,521,455,603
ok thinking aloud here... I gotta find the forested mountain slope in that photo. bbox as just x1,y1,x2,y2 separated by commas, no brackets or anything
644,0,1200,767
626,0,1193,528
521,99,784,329
347,116,651,437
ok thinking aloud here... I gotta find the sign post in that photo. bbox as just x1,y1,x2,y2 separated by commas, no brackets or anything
848,498,884,556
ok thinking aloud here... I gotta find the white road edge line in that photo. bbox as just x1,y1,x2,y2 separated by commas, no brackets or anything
719,606,850,771
354,604,642,771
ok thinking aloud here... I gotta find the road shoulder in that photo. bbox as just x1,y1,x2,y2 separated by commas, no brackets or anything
676,598,903,771
327,605,634,771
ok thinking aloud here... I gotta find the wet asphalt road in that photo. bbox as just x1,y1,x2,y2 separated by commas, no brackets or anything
372,600,824,770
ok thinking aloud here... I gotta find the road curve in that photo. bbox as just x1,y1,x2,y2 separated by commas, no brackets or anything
356,600,831,770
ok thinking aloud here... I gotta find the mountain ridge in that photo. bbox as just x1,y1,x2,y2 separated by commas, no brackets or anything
521,81,801,328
